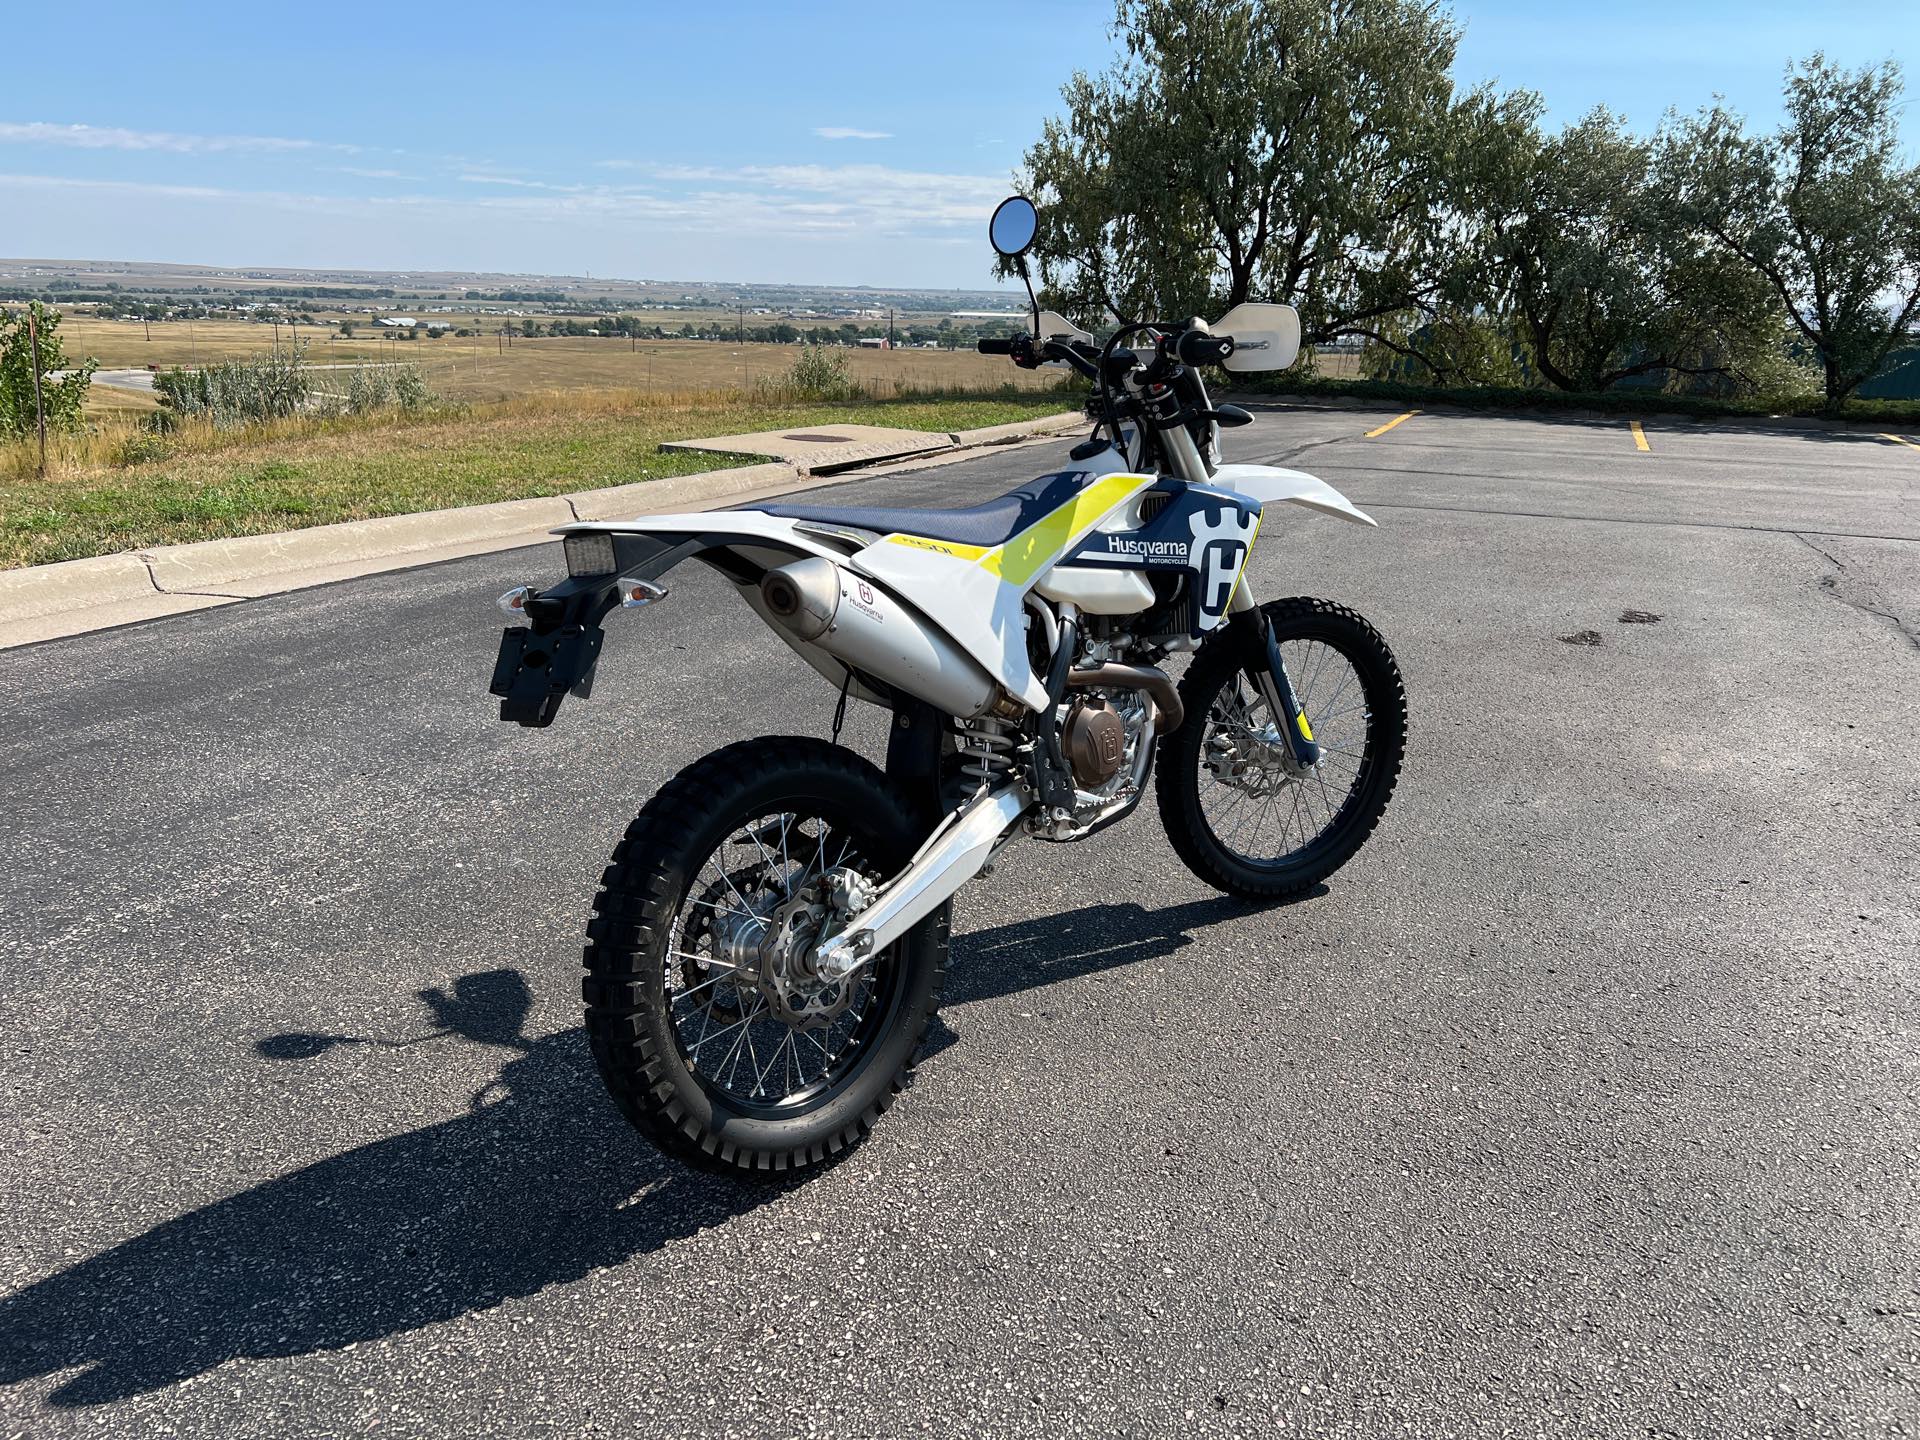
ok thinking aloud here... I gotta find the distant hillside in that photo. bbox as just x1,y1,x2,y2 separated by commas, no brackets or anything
0,257,1018,316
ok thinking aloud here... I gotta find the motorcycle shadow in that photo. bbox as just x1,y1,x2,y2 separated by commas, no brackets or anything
0,969,777,1408
3,898,1311,1408
920,891,1325,1059
946,893,1316,1008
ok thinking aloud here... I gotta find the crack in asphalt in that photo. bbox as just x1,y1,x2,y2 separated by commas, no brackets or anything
1792,531,1920,655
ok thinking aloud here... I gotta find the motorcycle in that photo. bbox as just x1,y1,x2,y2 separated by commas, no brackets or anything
487,195,1406,1176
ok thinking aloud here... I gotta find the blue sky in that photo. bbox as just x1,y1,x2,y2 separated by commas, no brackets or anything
0,2,1907,289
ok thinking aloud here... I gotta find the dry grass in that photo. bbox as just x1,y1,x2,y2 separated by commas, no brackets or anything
0,385,1078,568
57,317,1057,405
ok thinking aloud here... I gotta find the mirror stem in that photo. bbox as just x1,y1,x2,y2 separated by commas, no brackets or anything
1017,256,1039,336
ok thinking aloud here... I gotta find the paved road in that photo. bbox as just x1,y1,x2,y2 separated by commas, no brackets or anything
72,362,414,393
2,406,1917,1437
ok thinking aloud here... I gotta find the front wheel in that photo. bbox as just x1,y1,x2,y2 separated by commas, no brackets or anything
583,736,948,1177
1156,597,1406,900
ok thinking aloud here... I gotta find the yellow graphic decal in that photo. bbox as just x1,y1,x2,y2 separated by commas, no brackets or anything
1295,710,1314,742
978,472,1149,588
884,533,990,561
1228,510,1263,607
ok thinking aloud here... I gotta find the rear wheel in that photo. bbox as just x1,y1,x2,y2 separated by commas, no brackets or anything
1156,597,1406,900
584,737,947,1177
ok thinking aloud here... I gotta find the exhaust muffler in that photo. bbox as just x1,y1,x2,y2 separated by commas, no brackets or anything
761,557,997,719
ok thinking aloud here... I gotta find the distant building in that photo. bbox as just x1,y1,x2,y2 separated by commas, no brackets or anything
374,316,417,329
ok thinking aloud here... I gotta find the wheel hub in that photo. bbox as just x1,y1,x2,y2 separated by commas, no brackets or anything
1205,719,1302,793
755,882,857,1029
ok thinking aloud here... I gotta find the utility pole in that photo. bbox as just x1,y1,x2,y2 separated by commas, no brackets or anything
27,304,47,478
888,308,895,349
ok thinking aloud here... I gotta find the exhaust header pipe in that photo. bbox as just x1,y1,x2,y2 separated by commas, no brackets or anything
1066,663,1183,733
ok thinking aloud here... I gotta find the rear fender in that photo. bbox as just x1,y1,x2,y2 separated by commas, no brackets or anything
490,514,853,727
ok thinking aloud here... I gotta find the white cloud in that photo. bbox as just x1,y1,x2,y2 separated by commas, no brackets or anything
813,126,892,141
0,120,352,155
456,173,591,192
333,166,417,181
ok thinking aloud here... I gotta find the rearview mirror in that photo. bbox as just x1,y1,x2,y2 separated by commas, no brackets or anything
1214,303,1302,372
988,195,1039,259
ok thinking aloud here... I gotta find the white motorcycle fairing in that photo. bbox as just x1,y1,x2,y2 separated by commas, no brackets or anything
556,455,1155,714
547,458,1369,718
1212,463,1376,527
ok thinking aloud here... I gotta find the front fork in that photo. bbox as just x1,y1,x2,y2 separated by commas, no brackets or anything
1227,583,1322,769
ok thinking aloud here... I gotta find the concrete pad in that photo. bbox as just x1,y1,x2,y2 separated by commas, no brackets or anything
659,424,953,473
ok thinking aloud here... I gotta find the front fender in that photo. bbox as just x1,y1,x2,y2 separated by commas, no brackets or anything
1211,463,1376,527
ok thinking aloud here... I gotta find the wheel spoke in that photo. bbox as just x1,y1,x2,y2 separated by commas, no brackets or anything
1197,630,1373,868
657,802,900,1112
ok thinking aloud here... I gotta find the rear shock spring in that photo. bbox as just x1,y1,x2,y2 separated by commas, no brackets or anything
955,716,1019,790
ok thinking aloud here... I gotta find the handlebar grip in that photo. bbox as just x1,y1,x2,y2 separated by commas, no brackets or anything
1175,331,1235,366
976,337,1016,355
1175,332,1236,366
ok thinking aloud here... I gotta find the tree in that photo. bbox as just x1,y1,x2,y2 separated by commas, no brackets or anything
1465,108,1780,392
1016,0,1518,341
0,303,95,441
1660,55,1920,409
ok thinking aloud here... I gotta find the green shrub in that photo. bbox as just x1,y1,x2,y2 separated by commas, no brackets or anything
337,363,434,416
115,432,174,467
156,349,311,427
786,344,856,401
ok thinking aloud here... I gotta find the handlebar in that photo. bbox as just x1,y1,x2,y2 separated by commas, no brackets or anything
976,337,1016,355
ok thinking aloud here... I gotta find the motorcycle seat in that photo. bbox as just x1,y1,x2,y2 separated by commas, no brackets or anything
748,469,1101,550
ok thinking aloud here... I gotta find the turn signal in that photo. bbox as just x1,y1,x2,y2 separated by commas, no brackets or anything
618,577,670,609
496,585,533,617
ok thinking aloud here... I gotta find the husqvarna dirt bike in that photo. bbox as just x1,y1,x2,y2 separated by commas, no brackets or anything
487,196,1406,1175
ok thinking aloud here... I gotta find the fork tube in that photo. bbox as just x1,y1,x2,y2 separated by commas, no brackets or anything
1228,583,1321,768
1159,420,1212,483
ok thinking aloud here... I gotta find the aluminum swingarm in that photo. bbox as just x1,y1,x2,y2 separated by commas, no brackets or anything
811,782,1031,981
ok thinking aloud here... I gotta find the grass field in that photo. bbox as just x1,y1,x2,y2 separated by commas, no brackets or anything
57,317,1054,404
0,388,1075,568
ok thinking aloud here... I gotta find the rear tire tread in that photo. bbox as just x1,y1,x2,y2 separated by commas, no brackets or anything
582,736,948,1179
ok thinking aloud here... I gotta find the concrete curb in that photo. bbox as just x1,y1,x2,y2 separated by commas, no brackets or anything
0,552,160,626
141,496,579,596
949,411,1085,447
0,412,1083,649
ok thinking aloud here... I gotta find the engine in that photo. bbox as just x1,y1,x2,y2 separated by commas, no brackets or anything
1063,696,1127,788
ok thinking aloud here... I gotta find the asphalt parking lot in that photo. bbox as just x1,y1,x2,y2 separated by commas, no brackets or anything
2,402,1917,1438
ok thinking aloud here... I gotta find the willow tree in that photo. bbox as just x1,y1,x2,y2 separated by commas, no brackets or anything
1016,0,1511,343
1469,109,1781,393
1660,55,1920,409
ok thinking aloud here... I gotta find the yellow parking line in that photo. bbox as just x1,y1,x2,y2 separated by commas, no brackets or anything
1881,433,1920,452
1630,420,1650,452
1365,411,1418,438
